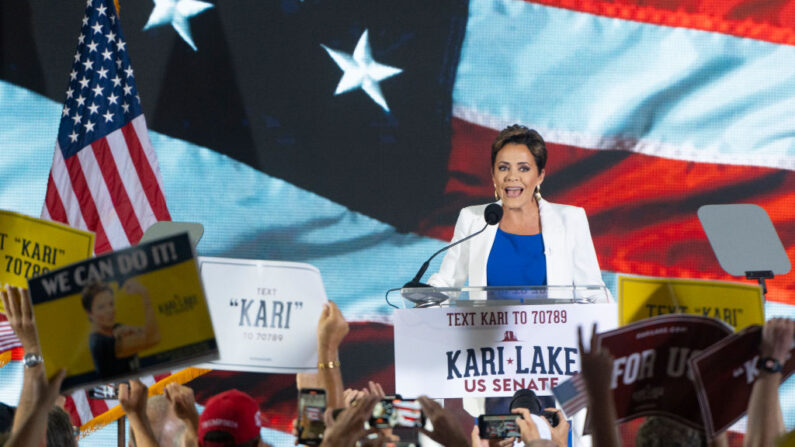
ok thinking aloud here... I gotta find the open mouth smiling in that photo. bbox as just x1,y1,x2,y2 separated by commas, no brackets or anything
504,186,524,198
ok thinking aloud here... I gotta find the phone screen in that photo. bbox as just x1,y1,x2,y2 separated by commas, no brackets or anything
369,399,424,429
298,389,326,445
477,414,520,439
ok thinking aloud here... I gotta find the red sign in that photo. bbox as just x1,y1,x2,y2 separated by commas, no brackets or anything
587,314,732,431
690,325,795,439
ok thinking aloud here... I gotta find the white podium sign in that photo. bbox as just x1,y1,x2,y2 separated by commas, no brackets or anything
198,257,327,373
394,303,617,398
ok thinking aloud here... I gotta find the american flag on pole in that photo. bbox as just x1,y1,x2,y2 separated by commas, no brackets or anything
552,373,589,417
39,0,174,432
42,0,170,249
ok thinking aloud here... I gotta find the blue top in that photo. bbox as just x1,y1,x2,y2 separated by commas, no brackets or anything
486,228,547,287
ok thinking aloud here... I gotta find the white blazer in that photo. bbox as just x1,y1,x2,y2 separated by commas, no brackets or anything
427,199,605,291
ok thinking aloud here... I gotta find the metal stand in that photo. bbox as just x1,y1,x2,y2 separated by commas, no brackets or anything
745,270,774,297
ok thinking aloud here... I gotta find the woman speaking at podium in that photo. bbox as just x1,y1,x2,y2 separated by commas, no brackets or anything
427,124,605,292
426,124,607,432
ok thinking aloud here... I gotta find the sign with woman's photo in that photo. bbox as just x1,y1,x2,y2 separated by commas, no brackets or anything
27,233,217,391
197,257,328,373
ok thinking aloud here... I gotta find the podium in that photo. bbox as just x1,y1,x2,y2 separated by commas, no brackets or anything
390,285,615,446
390,285,616,399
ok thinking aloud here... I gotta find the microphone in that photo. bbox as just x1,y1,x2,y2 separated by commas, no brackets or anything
403,203,503,288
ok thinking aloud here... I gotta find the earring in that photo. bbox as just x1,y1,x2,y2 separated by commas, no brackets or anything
534,185,542,201
494,185,500,201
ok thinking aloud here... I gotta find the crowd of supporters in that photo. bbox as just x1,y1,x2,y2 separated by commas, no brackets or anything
0,284,792,447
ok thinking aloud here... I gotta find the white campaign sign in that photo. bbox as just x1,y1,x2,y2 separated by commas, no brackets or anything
394,304,617,398
198,257,327,373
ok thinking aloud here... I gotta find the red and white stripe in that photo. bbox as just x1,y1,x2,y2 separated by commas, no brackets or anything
42,115,170,256
558,374,588,417
0,315,22,352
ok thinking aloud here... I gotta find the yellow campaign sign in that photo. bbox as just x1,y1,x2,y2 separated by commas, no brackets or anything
0,210,94,307
618,274,764,331
28,233,218,391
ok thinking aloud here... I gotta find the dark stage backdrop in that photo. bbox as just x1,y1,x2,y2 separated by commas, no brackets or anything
2,0,794,444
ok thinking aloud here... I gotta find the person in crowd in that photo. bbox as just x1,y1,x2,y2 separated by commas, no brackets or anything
195,389,267,447
120,380,160,447
46,406,77,447
576,325,619,447
164,382,201,447
428,124,606,293
744,317,794,447
316,301,348,410
81,279,161,378
0,285,69,447
128,392,190,447
634,416,707,447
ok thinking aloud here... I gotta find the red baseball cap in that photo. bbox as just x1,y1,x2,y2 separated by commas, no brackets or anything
199,389,262,446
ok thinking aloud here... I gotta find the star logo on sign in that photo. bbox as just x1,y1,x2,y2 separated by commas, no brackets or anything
321,30,402,113
143,0,213,51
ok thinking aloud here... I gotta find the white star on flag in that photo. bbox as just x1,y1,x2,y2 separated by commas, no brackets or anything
321,30,403,113
143,0,214,51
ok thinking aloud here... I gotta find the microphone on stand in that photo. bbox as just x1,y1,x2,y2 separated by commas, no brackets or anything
403,203,503,288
